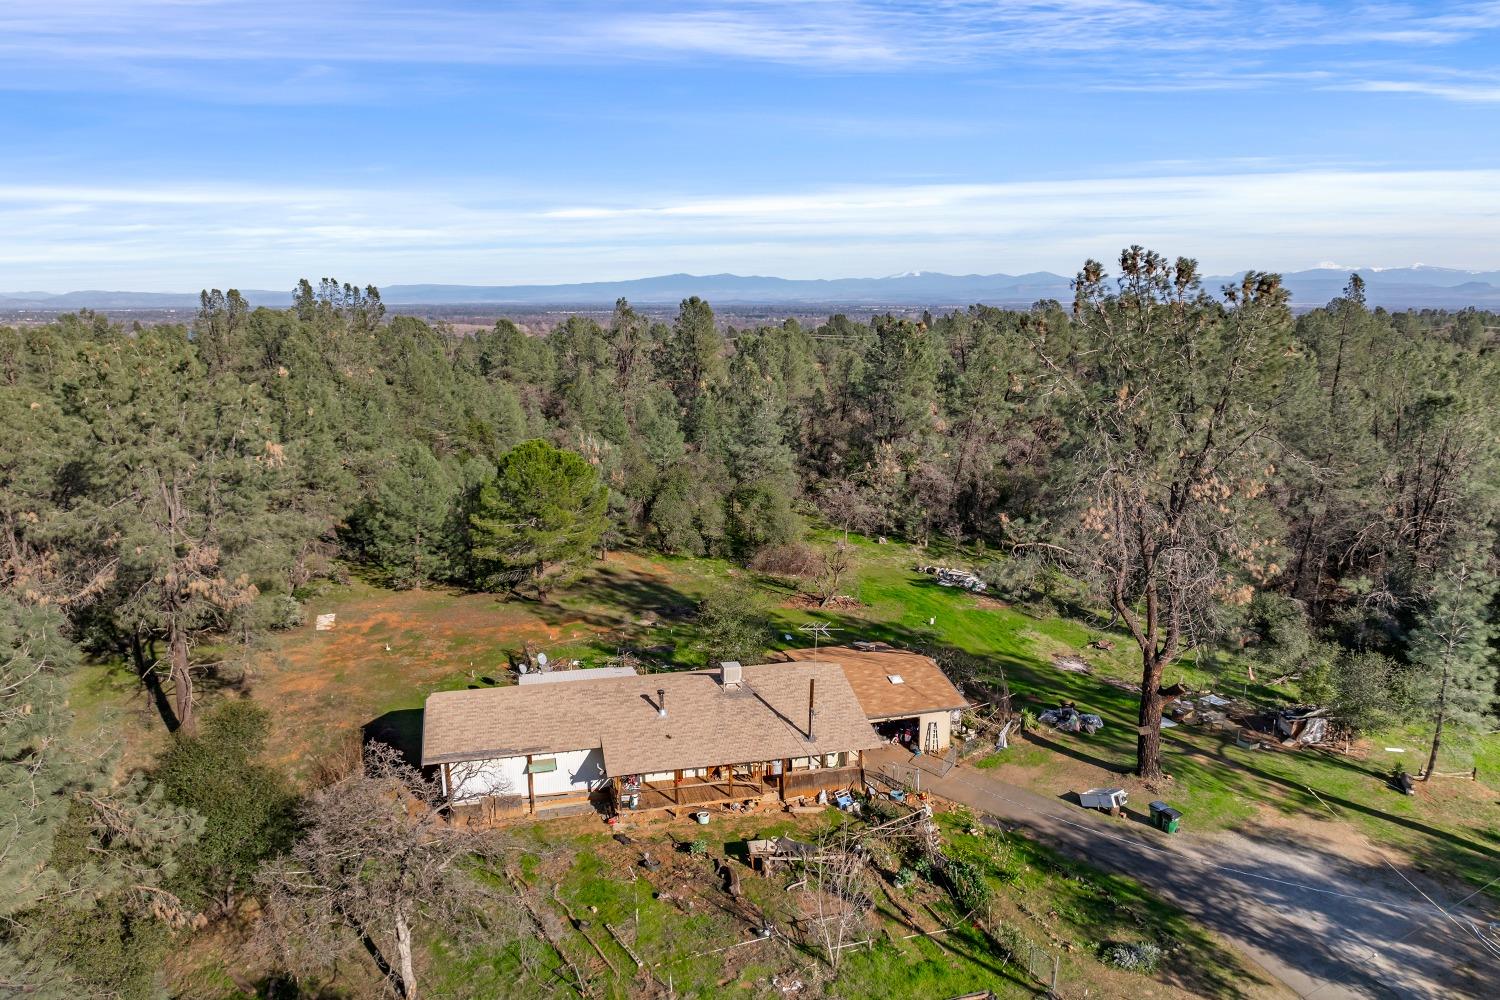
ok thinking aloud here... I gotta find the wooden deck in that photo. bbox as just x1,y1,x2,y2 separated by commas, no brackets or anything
629,777,770,811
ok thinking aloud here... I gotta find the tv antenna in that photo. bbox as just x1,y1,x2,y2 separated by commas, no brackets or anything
798,621,843,651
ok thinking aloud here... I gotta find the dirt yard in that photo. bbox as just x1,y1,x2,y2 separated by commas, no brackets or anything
253,552,733,774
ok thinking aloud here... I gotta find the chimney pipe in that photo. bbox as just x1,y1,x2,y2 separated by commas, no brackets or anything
807,677,816,741
658,687,667,718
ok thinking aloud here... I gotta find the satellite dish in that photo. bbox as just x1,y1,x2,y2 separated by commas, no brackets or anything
536,651,549,668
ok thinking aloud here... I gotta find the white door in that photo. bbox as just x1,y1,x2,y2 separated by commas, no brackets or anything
925,721,939,753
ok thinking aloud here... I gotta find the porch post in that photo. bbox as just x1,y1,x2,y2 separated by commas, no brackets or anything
526,754,536,814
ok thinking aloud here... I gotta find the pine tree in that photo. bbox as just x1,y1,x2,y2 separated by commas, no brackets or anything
662,297,724,406
0,597,82,918
466,440,608,598
63,329,283,733
1409,558,1497,780
350,443,458,588
1,611,202,997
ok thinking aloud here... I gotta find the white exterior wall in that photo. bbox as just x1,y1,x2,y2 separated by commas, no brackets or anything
447,755,527,802
446,746,605,802
790,752,849,769
917,711,953,751
532,747,607,797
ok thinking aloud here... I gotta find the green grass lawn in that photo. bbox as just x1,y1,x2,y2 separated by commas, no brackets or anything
766,535,1500,899
433,809,1269,1000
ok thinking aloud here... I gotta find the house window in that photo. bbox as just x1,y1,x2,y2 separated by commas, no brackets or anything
526,758,558,774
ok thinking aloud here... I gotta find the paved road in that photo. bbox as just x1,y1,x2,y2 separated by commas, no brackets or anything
866,746,1499,999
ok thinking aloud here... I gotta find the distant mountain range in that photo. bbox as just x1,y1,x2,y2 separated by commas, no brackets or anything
5,266,1500,312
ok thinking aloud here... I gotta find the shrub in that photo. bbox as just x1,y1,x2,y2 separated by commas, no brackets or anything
268,593,305,630
941,856,992,913
1331,650,1410,732
152,701,300,909
727,483,803,560
687,838,708,856
748,542,820,579
1102,940,1163,973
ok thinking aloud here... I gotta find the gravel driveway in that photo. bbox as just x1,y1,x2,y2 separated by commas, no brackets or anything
865,746,1499,999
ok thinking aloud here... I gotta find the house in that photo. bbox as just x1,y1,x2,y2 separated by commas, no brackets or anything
420,659,881,817
781,644,968,753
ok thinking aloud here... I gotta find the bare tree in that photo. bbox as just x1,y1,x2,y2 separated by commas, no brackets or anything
813,540,854,607
258,743,518,999
816,477,875,544
800,829,872,974
1022,249,1300,779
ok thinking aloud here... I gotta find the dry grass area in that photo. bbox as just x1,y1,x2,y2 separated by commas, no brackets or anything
66,550,738,781
253,551,735,774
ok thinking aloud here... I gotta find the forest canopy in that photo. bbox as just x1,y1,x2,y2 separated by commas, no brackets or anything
1,253,1497,993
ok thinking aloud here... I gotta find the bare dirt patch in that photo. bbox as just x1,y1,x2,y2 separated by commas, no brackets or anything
1238,802,1389,866
251,553,704,773
970,594,1012,611
786,592,864,611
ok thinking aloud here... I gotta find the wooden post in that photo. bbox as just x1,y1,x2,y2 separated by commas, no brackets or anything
526,754,536,814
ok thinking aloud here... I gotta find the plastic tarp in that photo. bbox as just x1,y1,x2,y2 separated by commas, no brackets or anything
1039,706,1104,735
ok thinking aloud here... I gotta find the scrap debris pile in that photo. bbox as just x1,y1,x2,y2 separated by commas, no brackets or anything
916,564,988,593
1165,693,1235,728
1038,703,1104,735
1164,693,1338,749
1252,705,1333,747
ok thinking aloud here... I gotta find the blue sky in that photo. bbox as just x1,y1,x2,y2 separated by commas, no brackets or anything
3,0,1499,290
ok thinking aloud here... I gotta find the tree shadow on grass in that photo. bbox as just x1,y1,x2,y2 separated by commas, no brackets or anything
1178,730,1500,873
557,565,701,624
1024,729,1130,774
365,708,423,768
773,591,1497,989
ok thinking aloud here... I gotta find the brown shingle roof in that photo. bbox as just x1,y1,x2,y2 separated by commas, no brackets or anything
420,661,880,775
781,646,968,720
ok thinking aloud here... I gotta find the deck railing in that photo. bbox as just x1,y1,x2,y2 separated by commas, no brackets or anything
779,764,863,798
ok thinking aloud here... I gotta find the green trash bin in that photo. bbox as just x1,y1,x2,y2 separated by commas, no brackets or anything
1148,800,1182,833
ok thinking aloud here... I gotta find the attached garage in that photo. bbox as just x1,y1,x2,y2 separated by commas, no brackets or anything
781,644,969,753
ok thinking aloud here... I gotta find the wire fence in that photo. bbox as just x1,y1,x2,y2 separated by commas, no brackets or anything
987,918,1058,989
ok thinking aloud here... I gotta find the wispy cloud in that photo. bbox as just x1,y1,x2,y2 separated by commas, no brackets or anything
1342,77,1500,103
0,2,1496,102
5,167,1497,289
